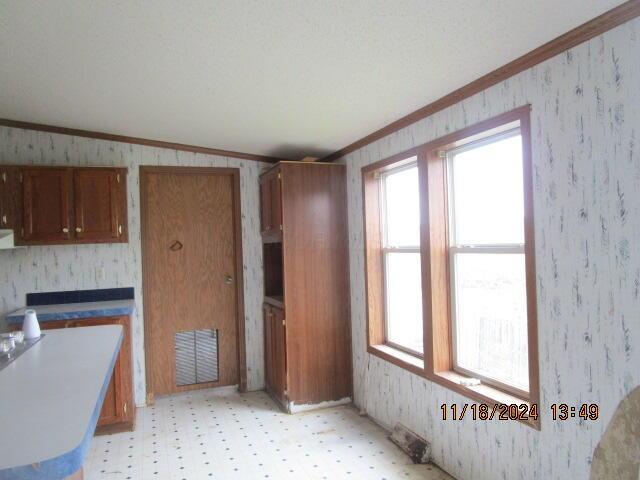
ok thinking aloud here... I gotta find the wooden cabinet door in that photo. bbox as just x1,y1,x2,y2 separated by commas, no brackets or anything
269,171,282,233
0,167,20,230
21,168,72,242
271,306,287,406
263,305,274,393
260,175,272,233
37,319,69,331
259,169,282,237
73,169,122,241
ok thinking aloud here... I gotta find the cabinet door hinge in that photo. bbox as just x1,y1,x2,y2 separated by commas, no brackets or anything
282,319,286,326
124,402,127,414
19,173,23,183
277,172,281,180
279,224,283,231
1,172,6,183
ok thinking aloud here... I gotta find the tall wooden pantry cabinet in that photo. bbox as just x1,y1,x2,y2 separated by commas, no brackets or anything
260,161,352,412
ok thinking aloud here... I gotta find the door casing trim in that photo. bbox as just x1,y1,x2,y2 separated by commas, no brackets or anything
140,165,248,402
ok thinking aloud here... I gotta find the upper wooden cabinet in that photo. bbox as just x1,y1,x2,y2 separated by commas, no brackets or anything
21,168,73,243
259,168,282,238
73,168,124,241
0,166,20,230
2,165,128,245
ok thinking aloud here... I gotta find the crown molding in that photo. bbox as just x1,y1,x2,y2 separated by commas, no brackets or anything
0,118,286,164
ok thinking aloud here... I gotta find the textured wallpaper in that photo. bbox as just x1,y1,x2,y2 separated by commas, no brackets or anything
342,19,640,480
0,132,270,404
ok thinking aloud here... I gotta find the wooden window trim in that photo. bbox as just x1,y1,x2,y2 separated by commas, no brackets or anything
421,105,540,429
362,150,426,372
362,106,540,430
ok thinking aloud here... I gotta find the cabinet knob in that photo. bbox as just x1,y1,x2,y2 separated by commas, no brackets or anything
75,227,82,233
62,227,69,233
224,275,233,285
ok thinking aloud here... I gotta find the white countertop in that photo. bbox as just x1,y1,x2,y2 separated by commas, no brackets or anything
0,326,122,475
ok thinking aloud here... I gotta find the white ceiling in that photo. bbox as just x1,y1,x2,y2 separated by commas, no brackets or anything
0,0,623,159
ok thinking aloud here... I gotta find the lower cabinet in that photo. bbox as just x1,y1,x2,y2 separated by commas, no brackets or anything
39,315,135,433
263,304,287,408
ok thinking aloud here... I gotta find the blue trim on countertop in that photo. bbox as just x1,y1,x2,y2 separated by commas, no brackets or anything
0,329,123,480
6,305,135,324
27,288,134,307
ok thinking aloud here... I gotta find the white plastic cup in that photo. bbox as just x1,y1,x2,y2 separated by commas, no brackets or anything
22,309,41,340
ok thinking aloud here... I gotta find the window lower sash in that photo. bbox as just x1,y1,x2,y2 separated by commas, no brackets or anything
449,246,527,397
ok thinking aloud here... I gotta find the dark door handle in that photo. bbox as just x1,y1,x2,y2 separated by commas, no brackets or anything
170,240,183,251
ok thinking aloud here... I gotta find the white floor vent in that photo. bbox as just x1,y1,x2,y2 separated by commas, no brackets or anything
175,329,219,386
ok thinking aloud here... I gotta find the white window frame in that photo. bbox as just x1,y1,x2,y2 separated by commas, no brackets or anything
378,160,423,358
445,127,530,399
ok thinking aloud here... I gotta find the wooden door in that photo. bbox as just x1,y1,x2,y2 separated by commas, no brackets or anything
73,169,122,241
142,167,244,397
271,306,287,405
21,168,72,242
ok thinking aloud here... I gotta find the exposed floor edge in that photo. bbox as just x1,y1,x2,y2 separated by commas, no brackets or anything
288,396,352,413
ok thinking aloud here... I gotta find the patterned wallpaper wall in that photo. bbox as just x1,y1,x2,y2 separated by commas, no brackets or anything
342,19,639,480
0,132,269,405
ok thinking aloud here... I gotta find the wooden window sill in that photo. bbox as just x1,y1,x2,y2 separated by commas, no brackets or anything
368,344,539,429
430,370,540,430
367,344,424,377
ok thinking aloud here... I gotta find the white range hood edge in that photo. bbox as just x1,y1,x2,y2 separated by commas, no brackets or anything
0,229,21,250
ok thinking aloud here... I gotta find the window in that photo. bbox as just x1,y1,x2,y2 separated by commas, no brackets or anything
421,106,539,427
380,161,423,356
446,130,529,396
362,152,425,375
362,106,539,428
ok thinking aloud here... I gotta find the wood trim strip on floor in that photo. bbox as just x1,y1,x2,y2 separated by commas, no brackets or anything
322,0,640,162
0,118,286,164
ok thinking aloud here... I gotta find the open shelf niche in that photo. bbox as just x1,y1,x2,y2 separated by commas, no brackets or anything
263,241,283,307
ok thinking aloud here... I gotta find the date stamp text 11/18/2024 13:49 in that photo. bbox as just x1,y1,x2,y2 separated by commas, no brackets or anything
440,403,600,421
